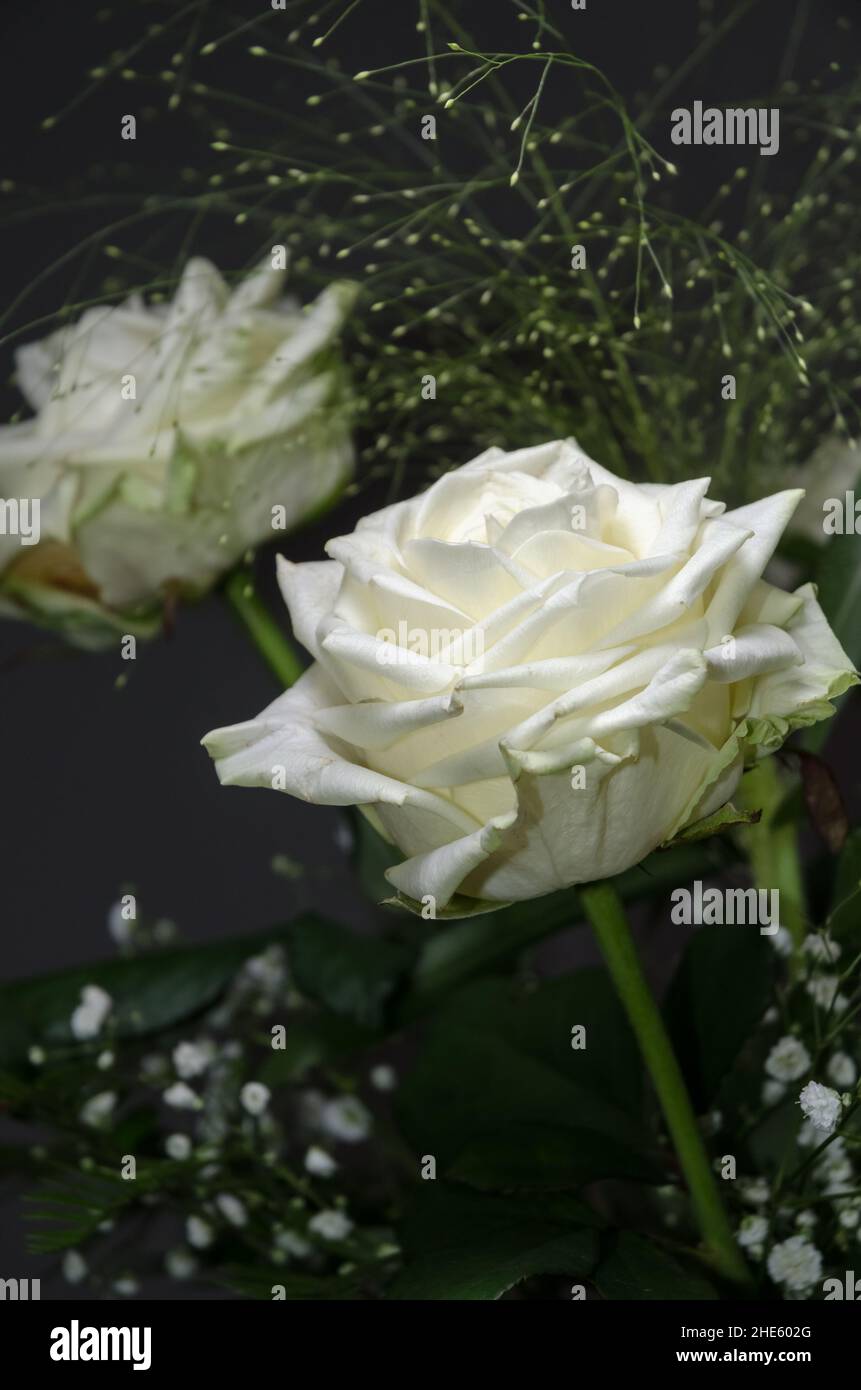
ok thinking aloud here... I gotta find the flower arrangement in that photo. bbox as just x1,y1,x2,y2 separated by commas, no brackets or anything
1,0,860,1314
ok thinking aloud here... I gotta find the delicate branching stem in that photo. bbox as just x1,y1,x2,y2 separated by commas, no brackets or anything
581,880,752,1289
223,567,304,688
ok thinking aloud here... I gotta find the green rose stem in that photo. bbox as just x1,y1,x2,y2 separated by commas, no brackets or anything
223,567,304,688
737,760,806,951
580,880,752,1290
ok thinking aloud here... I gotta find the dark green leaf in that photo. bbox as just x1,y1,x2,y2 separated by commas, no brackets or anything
594,1231,717,1300
285,917,414,1030
387,1184,599,1300
664,927,772,1111
397,974,660,1191
815,516,861,671
261,1012,376,1085
0,913,335,1068
0,939,251,1067
449,1124,663,1191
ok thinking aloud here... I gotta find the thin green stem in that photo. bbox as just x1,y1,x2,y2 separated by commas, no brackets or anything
223,566,304,688
581,880,752,1289
738,760,806,951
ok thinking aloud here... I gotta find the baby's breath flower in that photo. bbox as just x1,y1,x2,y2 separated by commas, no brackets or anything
807,975,848,1013
308,1209,353,1241
240,1081,271,1116
186,1215,214,1249
215,1193,247,1227
62,1250,88,1285
166,1248,198,1279
70,984,112,1041
173,1040,216,1080
765,1036,811,1083
274,1229,311,1258
79,1090,117,1128
163,1081,201,1110
762,1079,787,1106
771,928,794,959
320,1096,372,1143
802,933,841,965
737,1214,768,1249
370,1064,397,1092
165,1133,192,1160
799,1080,843,1133
305,1145,337,1177
827,1052,857,1089
739,1177,771,1205
766,1235,822,1292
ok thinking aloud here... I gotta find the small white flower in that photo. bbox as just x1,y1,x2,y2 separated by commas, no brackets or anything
797,1119,820,1149
112,1276,138,1296
28,1046,45,1066
186,1215,214,1249
215,1193,247,1227
807,975,848,1013
320,1095,372,1143
166,1248,197,1279
304,1146,337,1178
799,1080,843,1134
765,1036,811,1083
771,927,794,958
274,1229,311,1258
762,1079,786,1107
79,1090,117,1128
762,1005,779,1025
240,1081,271,1116
70,984,112,1041
165,1133,192,1161
766,1235,823,1292
173,1040,215,1080
370,1064,397,1092
63,1250,88,1285
163,1081,201,1110
839,1206,861,1230
814,1140,852,1187
802,933,841,965
308,1209,353,1241
827,1052,857,1089
739,1177,770,1206
243,945,287,991
737,1215,768,1249
107,900,135,946
795,1209,817,1230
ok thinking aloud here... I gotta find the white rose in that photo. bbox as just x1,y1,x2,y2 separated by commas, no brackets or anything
0,256,355,646
203,440,856,914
